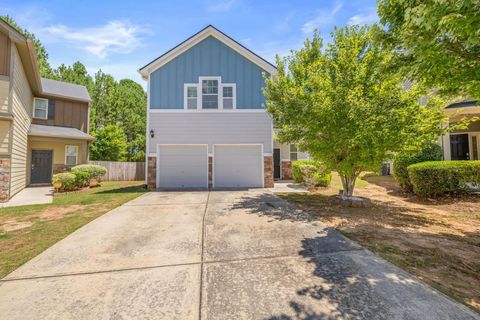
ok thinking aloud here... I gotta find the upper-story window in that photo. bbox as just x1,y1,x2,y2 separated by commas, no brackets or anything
184,76,236,110
33,98,48,119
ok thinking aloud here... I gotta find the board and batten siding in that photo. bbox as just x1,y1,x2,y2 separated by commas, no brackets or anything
149,112,273,153
150,36,268,109
32,98,89,132
10,45,32,196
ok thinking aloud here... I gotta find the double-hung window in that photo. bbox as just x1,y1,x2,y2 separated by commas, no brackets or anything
65,145,78,165
184,77,236,110
222,86,234,109
186,86,198,109
34,98,48,119
202,79,218,109
290,144,298,161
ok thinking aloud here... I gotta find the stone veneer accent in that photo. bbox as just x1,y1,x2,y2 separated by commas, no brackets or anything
281,160,293,180
147,156,157,189
264,156,274,188
53,164,75,174
0,158,10,202
208,156,213,188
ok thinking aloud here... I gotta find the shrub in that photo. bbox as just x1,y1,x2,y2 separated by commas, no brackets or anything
407,161,480,197
393,142,443,192
313,172,332,187
292,160,323,183
297,163,332,188
52,173,77,191
71,164,107,182
72,171,90,188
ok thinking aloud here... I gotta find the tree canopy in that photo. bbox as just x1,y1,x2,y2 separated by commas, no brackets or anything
90,125,128,161
377,0,480,98
264,26,446,196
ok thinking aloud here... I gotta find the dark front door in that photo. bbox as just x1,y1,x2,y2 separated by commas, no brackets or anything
450,134,470,160
31,150,53,184
273,148,281,180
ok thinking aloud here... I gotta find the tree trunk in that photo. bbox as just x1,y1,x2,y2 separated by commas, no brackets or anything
340,174,358,197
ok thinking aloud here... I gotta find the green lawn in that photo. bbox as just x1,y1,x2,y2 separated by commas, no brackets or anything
0,181,147,278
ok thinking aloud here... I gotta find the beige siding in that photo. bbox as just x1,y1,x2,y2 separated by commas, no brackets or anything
10,45,32,196
273,141,310,161
0,121,10,153
0,79,9,113
149,111,273,153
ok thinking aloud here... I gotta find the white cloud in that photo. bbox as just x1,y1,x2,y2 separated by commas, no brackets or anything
302,1,343,34
43,20,151,59
348,7,378,26
207,0,237,12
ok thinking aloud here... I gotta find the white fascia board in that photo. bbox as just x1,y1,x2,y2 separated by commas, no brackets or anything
138,26,277,79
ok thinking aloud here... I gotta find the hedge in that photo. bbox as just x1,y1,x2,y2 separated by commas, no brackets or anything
71,164,107,181
52,173,77,191
72,171,91,188
407,161,480,197
393,142,443,192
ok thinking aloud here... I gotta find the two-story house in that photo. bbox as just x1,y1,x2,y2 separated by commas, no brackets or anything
139,25,285,189
0,20,93,201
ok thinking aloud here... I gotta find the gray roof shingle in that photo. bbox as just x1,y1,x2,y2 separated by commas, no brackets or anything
40,78,91,102
29,124,94,141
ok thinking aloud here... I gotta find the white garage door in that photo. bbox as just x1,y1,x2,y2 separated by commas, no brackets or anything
214,145,263,188
157,145,208,188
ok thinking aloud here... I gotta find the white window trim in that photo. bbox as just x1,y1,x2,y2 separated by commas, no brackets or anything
33,97,48,120
183,76,237,111
183,83,199,110
221,83,236,110
65,145,78,165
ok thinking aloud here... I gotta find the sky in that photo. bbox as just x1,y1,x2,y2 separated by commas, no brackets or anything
1,0,379,86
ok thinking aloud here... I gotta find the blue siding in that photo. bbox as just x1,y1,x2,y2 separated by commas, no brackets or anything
150,36,269,109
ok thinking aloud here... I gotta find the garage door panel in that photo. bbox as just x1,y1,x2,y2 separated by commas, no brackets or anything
214,145,263,188
158,145,208,188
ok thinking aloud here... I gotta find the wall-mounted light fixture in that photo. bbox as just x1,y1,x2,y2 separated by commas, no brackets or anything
150,129,154,138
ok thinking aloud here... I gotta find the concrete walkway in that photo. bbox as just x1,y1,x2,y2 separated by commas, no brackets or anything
0,186,53,208
0,190,478,319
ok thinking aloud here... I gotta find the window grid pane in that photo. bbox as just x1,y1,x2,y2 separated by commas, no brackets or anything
223,98,233,109
290,144,298,152
34,99,47,118
290,152,298,161
202,80,218,94
187,87,197,97
202,95,218,109
187,98,197,109
66,156,76,165
223,86,233,98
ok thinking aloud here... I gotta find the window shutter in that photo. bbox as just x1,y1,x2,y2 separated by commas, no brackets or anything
48,100,55,120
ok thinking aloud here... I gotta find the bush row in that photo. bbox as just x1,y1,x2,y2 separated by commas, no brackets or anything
393,142,443,193
407,161,480,197
292,160,331,188
52,164,107,192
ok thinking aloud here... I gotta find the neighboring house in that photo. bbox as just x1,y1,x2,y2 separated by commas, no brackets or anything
140,25,301,188
0,20,93,201
272,142,310,180
440,100,480,161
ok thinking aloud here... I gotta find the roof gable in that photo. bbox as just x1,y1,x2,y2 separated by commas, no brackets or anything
138,25,276,79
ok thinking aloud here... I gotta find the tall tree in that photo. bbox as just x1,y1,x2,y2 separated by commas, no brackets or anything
264,26,446,197
377,0,480,98
0,15,53,78
90,124,128,161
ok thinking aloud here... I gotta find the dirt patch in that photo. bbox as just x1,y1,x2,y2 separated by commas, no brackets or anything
37,205,83,221
1,221,33,232
279,174,480,313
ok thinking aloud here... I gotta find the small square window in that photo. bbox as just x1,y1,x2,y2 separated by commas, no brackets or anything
65,145,78,165
34,98,48,119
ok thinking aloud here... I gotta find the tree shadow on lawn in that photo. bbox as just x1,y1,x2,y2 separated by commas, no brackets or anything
96,184,147,195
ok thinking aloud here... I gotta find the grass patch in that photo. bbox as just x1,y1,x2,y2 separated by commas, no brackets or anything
0,181,146,278
278,174,480,313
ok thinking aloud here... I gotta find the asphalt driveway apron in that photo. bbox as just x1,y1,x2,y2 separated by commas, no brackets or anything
0,190,478,319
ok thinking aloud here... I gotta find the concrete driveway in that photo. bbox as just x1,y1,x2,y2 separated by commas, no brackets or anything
0,190,478,320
